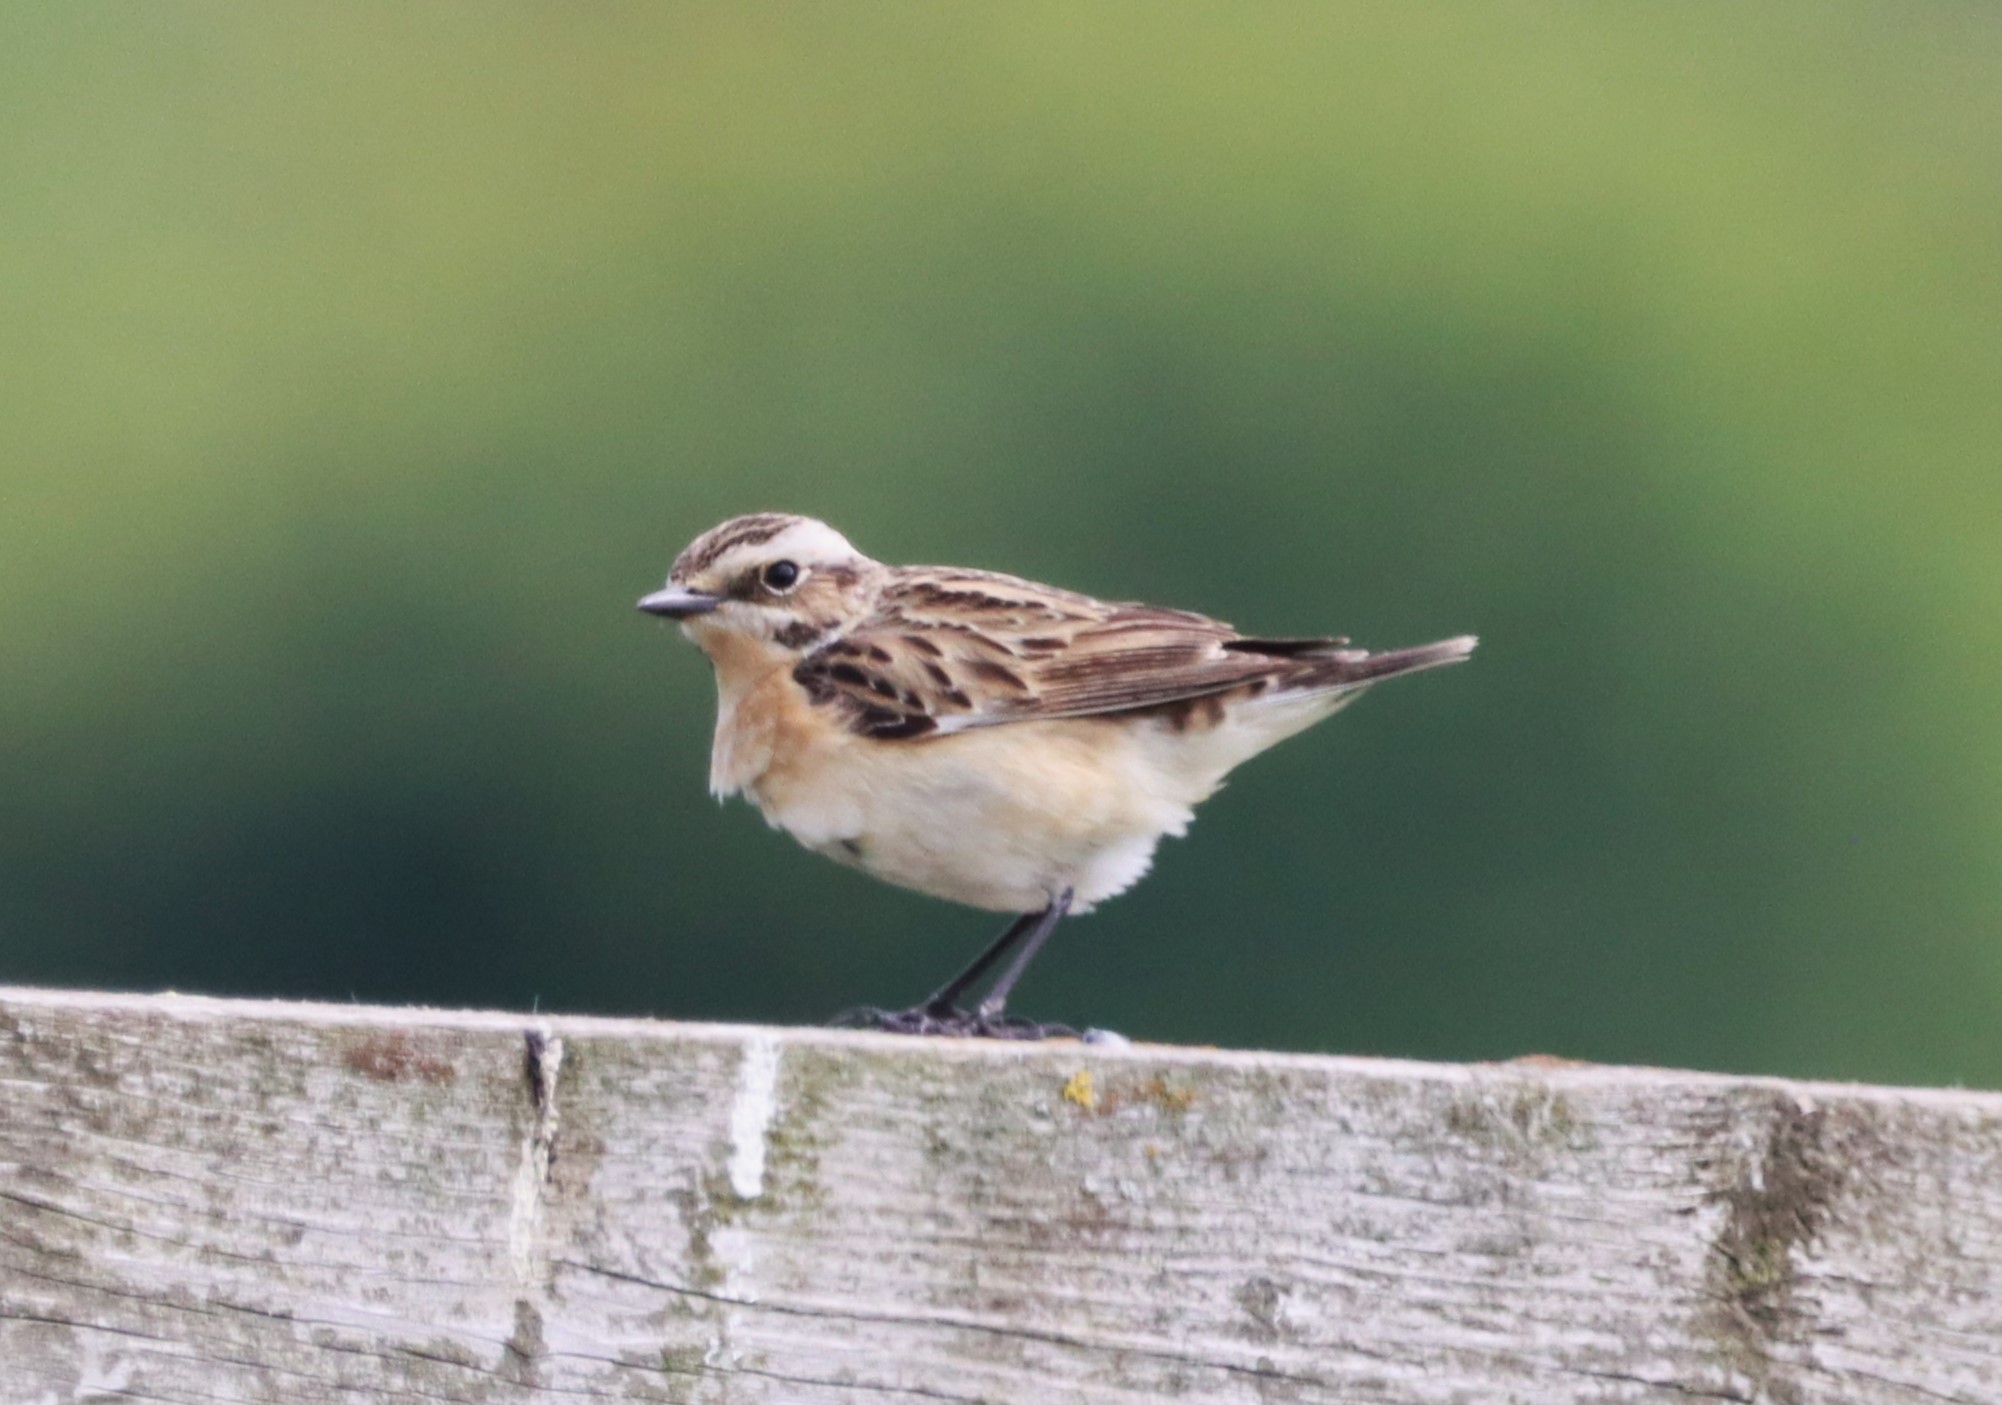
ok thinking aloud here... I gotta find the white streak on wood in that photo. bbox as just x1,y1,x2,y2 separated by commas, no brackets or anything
727,1029,781,1200
509,1026,563,1285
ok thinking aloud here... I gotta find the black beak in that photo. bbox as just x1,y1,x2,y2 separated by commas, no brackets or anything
637,585,722,619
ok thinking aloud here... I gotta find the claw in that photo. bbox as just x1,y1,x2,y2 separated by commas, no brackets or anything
829,1004,1078,1040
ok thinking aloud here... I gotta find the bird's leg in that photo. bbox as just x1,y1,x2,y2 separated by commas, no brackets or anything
841,890,1077,1037
973,887,1073,1027
919,909,1043,1017
829,911,1038,1034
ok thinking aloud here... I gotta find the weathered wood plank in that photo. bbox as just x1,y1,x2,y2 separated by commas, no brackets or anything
1,986,1998,1403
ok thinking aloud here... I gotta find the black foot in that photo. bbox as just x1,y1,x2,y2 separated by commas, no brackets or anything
828,1004,1079,1041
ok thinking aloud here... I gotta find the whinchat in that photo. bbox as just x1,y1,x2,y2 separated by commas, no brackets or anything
640,513,1474,1037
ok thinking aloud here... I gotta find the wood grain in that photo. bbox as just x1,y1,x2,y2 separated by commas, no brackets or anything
2,986,1998,1403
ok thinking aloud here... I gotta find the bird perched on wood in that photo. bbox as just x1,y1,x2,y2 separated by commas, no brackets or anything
639,513,1474,1038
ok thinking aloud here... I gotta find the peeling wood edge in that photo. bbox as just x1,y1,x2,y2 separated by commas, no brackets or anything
3,983,1995,1112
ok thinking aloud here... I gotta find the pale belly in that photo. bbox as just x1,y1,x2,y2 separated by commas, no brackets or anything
710,648,1359,916
745,719,1201,914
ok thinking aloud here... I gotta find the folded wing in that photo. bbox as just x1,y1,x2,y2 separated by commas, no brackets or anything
792,568,1389,741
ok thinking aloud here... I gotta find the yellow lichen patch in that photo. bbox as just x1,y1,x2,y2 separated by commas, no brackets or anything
1061,1068,1098,1112
1097,1074,1196,1116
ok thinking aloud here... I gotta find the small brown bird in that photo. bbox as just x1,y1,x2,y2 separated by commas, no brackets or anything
640,513,1474,1037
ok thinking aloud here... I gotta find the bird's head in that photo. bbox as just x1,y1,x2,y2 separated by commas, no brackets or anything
639,513,880,663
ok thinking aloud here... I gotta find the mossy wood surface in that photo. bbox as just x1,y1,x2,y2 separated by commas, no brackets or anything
2,986,1999,1403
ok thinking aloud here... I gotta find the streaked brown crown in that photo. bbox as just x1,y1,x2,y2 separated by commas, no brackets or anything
671,513,814,582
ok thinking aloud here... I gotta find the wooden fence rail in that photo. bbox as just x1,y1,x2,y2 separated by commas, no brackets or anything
2,985,1998,1402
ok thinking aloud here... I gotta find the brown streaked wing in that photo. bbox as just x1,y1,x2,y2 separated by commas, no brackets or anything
792,569,1300,739
1221,634,1349,656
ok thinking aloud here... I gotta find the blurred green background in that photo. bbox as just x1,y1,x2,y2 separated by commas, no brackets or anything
3,5,1998,1087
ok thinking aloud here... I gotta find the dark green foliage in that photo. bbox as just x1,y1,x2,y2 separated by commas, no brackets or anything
3,6,1998,1084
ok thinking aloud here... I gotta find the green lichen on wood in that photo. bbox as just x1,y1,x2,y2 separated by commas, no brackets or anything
1440,1083,1590,1158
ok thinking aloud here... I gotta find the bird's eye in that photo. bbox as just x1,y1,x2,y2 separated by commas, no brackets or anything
762,560,801,591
